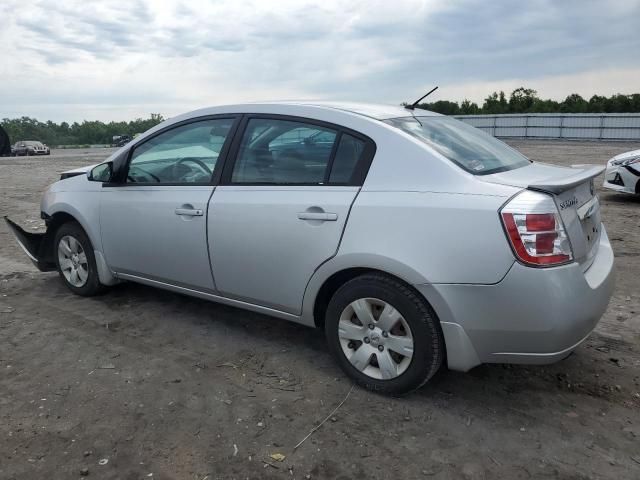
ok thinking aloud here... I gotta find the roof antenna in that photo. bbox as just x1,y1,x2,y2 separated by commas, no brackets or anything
405,86,438,110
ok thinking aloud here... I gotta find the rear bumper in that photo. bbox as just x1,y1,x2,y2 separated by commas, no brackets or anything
4,217,56,271
417,226,615,371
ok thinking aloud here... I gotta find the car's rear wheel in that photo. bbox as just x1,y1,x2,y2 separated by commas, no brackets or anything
325,273,444,395
54,222,105,296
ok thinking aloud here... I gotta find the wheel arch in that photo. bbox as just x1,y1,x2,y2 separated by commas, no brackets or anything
44,207,118,286
302,254,434,329
305,261,473,374
311,267,377,329
44,208,96,251
46,211,80,233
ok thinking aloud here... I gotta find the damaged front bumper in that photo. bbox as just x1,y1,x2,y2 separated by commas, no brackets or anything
4,216,56,272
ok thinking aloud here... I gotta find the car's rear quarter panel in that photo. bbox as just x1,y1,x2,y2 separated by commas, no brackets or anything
337,190,517,285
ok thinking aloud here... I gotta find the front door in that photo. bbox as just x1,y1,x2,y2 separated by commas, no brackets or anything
209,116,373,313
100,117,236,291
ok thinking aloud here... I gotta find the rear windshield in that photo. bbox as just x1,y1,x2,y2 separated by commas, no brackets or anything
385,116,530,175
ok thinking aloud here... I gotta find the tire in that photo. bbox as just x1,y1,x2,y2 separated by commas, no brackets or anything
54,222,105,296
325,273,445,395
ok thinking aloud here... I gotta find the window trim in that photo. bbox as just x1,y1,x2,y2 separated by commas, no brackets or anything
105,114,241,187
219,114,376,187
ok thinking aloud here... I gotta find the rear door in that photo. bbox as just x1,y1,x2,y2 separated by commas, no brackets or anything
208,115,375,314
100,116,237,291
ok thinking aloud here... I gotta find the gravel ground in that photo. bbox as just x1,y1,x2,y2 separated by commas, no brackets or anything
1,141,639,480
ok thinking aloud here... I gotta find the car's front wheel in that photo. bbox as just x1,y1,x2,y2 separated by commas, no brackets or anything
54,222,105,296
325,273,444,395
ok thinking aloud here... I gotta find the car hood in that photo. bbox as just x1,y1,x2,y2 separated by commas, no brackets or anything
59,164,97,180
610,148,640,162
61,164,96,175
479,162,604,194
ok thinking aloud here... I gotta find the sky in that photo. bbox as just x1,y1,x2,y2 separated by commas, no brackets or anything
1,0,639,122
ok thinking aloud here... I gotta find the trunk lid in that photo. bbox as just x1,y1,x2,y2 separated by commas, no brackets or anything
483,162,605,269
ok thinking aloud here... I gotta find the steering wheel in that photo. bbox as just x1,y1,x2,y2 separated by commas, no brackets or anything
176,157,212,175
127,166,161,183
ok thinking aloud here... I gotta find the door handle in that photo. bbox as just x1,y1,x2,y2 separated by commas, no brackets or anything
297,212,338,221
175,208,203,216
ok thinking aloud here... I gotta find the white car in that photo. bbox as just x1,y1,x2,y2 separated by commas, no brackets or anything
603,148,640,195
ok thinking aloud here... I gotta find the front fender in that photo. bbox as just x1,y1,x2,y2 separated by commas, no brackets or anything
42,178,104,254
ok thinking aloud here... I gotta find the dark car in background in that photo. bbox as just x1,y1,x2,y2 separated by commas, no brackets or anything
13,141,50,156
112,135,132,147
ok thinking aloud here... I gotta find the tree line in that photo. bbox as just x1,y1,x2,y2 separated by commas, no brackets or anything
415,88,640,116
0,114,164,147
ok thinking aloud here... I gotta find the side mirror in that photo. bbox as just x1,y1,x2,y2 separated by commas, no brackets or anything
88,162,113,182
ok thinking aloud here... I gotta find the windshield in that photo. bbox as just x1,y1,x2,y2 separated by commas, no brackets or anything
385,116,530,175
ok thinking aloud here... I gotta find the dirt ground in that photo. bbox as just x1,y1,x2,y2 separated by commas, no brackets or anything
1,141,639,480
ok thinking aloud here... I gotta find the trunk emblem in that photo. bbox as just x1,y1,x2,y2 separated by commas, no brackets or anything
559,198,578,210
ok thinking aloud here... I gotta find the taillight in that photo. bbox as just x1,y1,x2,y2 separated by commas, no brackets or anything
500,191,573,267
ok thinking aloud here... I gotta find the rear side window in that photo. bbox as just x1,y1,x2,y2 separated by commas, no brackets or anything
330,134,366,183
231,118,338,184
385,116,530,175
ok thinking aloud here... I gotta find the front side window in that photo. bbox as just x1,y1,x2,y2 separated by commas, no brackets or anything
385,116,530,175
231,119,338,184
126,118,234,184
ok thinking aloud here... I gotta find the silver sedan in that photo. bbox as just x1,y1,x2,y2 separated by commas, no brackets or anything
6,102,615,394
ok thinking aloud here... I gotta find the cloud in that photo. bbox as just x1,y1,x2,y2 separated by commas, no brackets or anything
1,0,639,121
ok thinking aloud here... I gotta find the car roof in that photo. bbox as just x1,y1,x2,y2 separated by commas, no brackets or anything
180,101,439,122
242,101,440,120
